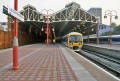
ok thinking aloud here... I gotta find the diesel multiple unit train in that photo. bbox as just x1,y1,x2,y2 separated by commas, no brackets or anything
62,32,83,51
62,31,120,51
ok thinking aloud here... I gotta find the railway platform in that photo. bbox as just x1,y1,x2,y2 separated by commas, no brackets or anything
85,43,120,51
0,44,119,81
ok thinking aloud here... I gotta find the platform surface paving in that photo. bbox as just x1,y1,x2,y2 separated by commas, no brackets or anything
0,44,97,81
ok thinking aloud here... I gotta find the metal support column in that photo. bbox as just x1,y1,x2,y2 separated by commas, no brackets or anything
13,0,19,70
96,17,99,45
46,11,49,46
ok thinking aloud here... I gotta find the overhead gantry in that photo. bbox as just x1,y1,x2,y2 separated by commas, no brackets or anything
20,4,46,22
9,2,98,43
50,2,96,22
49,2,97,38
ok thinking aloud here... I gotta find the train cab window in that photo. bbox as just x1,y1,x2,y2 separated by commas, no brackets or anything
69,35,82,43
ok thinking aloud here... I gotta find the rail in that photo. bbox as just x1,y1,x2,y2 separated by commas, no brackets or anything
78,48,120,78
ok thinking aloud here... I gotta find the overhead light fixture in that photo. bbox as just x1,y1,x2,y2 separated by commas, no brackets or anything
52,28,54,31
41,27,44,31
104,15,107,19
115,15,118,19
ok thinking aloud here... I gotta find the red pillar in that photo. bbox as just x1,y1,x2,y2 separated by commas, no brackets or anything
96,18,99,45
110,16,112,46
46,11,49,46
48,25,52,43
13,0,19,70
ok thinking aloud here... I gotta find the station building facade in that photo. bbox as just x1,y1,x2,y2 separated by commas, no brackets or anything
98,24,114,35
88,8,102,24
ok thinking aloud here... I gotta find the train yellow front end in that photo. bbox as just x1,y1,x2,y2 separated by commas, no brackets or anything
63,32,83,51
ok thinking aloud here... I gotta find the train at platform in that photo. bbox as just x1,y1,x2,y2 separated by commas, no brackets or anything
84,35,120,44
62,32,83,51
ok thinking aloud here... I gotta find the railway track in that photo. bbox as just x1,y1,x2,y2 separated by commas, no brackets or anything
78,48,120,78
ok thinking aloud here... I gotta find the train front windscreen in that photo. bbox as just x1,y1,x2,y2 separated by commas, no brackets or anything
69,35,82,43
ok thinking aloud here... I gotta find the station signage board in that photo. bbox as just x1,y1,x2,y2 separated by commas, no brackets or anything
8,8,24,22
3,5,9,16
3,5,24,22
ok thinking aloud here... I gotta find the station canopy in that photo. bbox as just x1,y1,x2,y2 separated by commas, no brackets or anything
14,2,97,38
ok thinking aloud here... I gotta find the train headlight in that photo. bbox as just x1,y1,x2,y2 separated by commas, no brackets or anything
70,42,73,45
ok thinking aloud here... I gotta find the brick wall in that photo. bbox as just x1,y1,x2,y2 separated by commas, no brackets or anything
0,17,38,49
